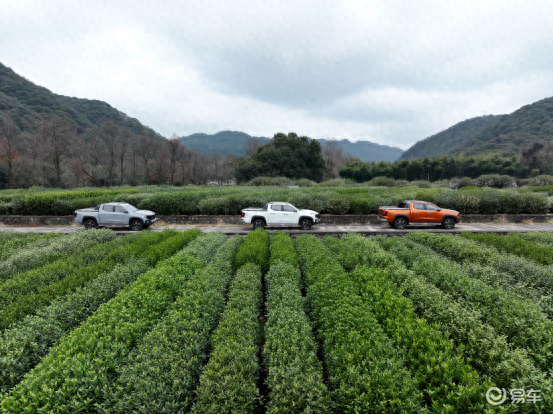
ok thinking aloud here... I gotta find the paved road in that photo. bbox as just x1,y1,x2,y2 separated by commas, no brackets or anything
2,222,553,236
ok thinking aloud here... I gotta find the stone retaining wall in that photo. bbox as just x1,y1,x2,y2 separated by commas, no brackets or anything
0,214,552,226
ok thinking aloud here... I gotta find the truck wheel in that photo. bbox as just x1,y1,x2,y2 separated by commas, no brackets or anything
393,217,407,229
130,220,144,231
83,219,98,230
442,217,456,229
300,218,312,230
252,219,265,230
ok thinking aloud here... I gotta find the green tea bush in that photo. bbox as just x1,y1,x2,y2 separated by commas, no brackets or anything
410,180,432,188
399,235,553,372
414,187,445,204
0,229,115,282
461,232,553,266
1,232,220,413
0,230,202,395
455,193,480,213
350,198,373,214
296,178,315,187
516,231,553,246
0,232,62,261
248,176,294,186
295,234,421,413
352,265,488,413
528,175,553,186
192,263,262,414
104,234,238,414
264,261,330,414
0,203,13,215
326,197,350,214
477,189,502,214
0,231,183,330
269,231,298,268
234,228,270,272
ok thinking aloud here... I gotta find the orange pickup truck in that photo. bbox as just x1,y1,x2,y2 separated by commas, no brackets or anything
378,200,460,229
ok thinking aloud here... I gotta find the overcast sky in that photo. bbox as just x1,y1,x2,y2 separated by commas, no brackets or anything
1,0,552,149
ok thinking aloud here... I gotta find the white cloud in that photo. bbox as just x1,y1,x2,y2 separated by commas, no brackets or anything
0,0,552,148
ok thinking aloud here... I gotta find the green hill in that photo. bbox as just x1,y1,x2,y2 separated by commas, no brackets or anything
0,62,159,136
180,131,404,162
400,115,504,160
454,96,553,156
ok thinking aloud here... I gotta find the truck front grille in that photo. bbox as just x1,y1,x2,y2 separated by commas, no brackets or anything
147,215,156,220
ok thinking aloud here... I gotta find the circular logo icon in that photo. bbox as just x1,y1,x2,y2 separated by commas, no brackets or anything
486,387,507,405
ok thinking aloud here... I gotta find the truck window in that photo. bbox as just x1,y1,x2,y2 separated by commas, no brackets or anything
282,205,296,212
115,206,127,213
102,205,115,212
270,205,282,211
425,204,440,211
413,203,425,210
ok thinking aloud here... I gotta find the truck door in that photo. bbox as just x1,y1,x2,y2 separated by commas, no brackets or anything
113,206,129,225
411,203,427,222
282,205,299,224
424,204,442,223
268,204,287,224
99,205,116,225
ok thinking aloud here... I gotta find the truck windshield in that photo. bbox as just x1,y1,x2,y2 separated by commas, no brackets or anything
122,204,139,212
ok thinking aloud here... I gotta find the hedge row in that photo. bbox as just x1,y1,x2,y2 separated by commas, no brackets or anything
265,234,329,413
192,263,263,414
295,234,421,413
461,232,553,266
0,230,30,243
407,232,553,296
386,236,553,373
351,265,489,413
0,228,202,395
1,230,215,413
0,231,180,330
516,231,553,246
268,231,299,268
0,232,61,261
0,229,115,282
234,228,270,273
104,233,237,413
338,234,549,411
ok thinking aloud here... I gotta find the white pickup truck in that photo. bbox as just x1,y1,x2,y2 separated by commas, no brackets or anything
74,202,157,231
241,201,320,230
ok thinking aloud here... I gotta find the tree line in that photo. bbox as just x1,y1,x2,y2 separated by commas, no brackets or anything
0,114,235,189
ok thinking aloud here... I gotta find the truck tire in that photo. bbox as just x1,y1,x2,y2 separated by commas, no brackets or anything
130,219,144,231
300,218,312,230
83,219,98,230
442,217,456,229
252,219,265,230
393,217,408,230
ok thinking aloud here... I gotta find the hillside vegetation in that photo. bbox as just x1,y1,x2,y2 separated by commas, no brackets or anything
400,115,503,160
0,62,158,136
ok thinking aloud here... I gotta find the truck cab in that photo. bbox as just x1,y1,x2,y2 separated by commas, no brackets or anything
378,200,460,229
241,202,320,230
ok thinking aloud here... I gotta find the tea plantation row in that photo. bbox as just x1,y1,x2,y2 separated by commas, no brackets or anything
0,229,551,413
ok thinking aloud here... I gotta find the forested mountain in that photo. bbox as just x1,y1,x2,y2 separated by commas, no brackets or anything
180,131,404,162
400,115,504,160
0,62,159,136
453,96,553,156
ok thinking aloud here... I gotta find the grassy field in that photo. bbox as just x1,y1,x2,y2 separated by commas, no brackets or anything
0,229,551,413
0,183,552,216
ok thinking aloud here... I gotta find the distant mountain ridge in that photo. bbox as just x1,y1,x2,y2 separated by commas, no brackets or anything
180,131,404,162
400,115,504,160
0,62,159,136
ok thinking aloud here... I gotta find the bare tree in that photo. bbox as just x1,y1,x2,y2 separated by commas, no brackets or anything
39,116,74,187
73,134,108,186
117,126,132,186
166,134,185,185
0,114,21,188
322,139,346,180
95,120,119,186
151,138,169,184
127,136,142,186
244,138,261,157
138,131,153,184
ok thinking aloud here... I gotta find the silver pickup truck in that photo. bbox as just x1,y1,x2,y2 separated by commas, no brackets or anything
74,202,157,231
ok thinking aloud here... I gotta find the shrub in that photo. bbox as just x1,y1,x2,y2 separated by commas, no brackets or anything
478,190,502,214
248,176,293,186
499,191,524,213
474,174,515,188
409,180,432,188
368,176,396,187
0,203,13,215
269,231,298,268
234,228,270,272
449,177,474,189
1,232,222,413
455,194,480,214
192,263,262,414
264,261,329,413
296,178,315,187
295,234,421,413
520,192,550,214
326,198,350,214
103,235,241,414
350,198,373,214
528,175,553,186
0,232,62,261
